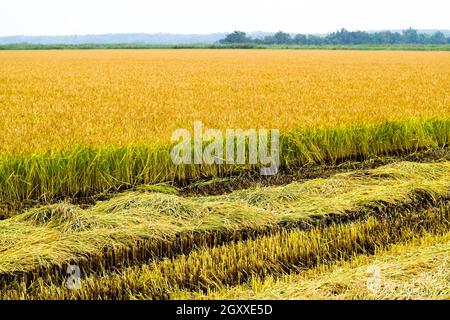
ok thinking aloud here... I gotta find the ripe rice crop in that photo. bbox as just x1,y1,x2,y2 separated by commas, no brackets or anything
0,50,449,154
0,50,449,209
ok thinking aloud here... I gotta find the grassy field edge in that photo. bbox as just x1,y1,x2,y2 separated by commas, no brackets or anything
2,44,450,51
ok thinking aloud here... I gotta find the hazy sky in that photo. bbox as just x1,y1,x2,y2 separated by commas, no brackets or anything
1,0,449,36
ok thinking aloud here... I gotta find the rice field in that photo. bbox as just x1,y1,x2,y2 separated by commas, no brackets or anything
0,49,449,300
1,50,449,154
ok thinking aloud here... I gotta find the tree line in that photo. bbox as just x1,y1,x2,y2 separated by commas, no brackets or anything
220,28,450,45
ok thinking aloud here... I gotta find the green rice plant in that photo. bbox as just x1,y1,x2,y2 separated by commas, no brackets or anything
0,118,449,212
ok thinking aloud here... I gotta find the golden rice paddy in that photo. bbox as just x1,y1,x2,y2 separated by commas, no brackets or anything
0,50,449,155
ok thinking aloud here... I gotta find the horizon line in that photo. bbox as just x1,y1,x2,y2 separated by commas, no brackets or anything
1,28,450,38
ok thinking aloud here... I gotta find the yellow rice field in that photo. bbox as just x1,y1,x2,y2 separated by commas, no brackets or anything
0,49,449,300
0,49,449,155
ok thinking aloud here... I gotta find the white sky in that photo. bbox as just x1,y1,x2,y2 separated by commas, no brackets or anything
0,0,449,36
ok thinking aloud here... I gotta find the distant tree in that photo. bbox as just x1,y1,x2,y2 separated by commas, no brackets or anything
402,28,419,43
352,31,372,44
273,31,292,44
219,31,251,44
217,28,449,46
373,31,402,44
262,35,275,44
431,31,447,44
326,28,372,45
306,35,324,45
293,34,307,45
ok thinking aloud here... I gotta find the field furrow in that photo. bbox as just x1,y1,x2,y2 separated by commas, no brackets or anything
2,201,448,299
172,232,450,300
